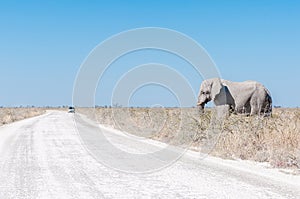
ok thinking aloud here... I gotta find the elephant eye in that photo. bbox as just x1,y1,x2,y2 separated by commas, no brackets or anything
201,91,209,95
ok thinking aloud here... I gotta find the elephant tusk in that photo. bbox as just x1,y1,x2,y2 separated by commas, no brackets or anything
197,102,205,107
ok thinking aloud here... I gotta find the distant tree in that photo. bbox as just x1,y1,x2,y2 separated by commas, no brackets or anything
113,103,122,108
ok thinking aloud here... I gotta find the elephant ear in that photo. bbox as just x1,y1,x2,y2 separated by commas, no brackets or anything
211,78,222,101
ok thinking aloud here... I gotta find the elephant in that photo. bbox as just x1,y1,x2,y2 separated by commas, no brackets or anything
197,78,272,116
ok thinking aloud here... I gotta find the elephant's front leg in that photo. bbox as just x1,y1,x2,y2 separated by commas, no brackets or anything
234,105,246,114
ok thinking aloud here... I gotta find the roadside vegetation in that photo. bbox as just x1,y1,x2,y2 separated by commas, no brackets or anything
0,108,46,125
78,107,300,170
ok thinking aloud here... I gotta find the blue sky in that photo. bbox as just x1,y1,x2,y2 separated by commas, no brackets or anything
0,0,299,107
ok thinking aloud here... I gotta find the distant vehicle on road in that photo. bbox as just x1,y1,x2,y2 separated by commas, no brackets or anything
68,106,75,113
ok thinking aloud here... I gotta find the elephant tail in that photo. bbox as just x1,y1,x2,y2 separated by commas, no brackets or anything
264,88,272,116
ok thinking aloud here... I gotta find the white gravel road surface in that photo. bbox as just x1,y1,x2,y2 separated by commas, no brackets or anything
0,111,299,199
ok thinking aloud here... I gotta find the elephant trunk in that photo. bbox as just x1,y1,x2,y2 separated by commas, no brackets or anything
197,102,205,113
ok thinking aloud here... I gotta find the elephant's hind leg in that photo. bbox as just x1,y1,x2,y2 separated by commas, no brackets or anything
250,98,261,116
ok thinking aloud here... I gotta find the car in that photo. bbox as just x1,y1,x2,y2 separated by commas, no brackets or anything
68,106,75,113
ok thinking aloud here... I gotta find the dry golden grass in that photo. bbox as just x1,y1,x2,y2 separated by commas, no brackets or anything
213,108,300,168
0,108,46,125
82,107,300,169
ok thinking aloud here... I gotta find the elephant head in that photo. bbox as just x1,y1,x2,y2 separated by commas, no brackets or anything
197,78,223,112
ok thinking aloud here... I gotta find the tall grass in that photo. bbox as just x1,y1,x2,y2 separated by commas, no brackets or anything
0,108,46,125
213,108,300,168
81,107,300,169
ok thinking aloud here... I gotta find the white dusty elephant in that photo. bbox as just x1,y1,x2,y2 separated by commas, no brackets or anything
197,78,272,116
